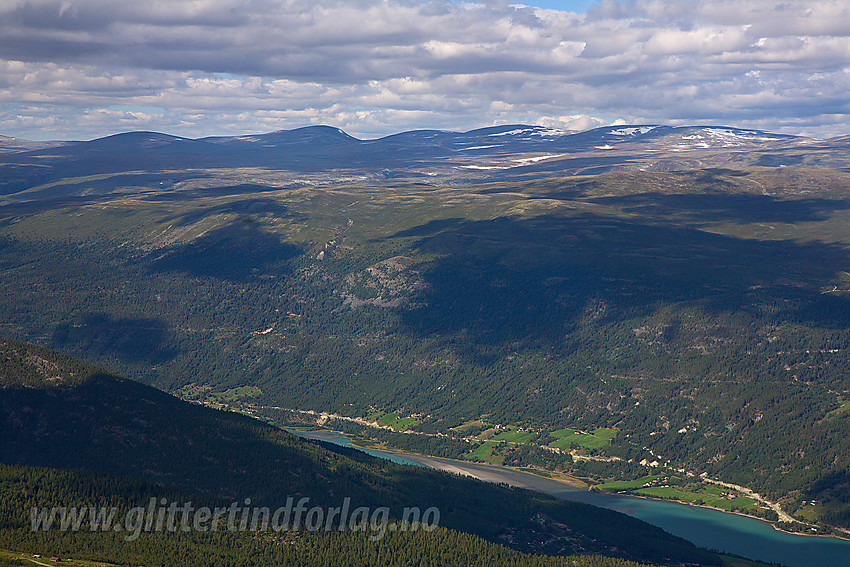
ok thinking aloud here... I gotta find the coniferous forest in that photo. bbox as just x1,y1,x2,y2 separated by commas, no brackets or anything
0,338,720,566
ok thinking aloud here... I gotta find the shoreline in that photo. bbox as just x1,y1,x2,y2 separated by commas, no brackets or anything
297,428,849,542
605,489,849,541
347,437,591,488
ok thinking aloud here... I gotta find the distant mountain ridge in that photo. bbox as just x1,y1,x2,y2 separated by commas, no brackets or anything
0,123,803,155
2,123,839,200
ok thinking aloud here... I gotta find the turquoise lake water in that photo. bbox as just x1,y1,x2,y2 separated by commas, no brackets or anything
294,430,850,567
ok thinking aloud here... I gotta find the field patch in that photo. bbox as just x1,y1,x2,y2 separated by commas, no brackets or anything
596,475,664,491
549,427,617,450
634,487,757,512
376,412,420,431
463,441,503,464
489,426,535,443
213,386,262,403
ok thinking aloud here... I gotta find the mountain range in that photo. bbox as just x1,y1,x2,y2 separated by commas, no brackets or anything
2,124,849,200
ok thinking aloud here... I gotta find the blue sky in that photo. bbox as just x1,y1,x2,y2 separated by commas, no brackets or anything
1,0,848,140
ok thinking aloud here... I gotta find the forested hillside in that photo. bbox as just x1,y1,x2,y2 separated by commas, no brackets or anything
0,462,667,567
0,339,719,566
2,125,850,529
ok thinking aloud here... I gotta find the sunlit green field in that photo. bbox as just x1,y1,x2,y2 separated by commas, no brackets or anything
549,428,616,450
377,412,420,431
489,426,536,443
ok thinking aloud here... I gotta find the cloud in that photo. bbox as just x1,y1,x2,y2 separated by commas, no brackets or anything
536,114,616,131
0,0,848,139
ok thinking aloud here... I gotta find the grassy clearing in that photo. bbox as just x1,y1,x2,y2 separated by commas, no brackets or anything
463,441,503,464
450,420,487,431
450,420,492,437
549,427,616,450
489,426,535,443
596,475,664,491
174,385,260,406
376,412,420,431
592,428,617,440
477,427,499,440
212,386,262,403
826,396,850,419
634,487,756,512
793,504,822,523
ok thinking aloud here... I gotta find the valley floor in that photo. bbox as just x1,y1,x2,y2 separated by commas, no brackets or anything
251,403,836,538
303,428,850,553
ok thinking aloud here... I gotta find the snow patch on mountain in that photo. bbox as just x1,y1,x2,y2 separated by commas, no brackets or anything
609,126,658,136
702,128,780,143
487,127,569,138
528,128,570,138
513,154,565,165
456,165,510,170
458,145,502,151
488,128,535,137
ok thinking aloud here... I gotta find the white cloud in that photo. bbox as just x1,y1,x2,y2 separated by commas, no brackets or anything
536,114,613,131
0,0,847,139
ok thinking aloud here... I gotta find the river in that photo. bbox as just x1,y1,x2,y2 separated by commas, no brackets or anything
295,430,850,567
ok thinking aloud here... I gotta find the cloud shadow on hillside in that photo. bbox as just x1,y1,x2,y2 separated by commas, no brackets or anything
393,213,850,350
52,312,174,364
590,193,850,224
150,221,301,281
162,197,294,227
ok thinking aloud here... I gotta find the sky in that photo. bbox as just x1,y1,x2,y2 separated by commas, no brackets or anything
1,0,848,140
